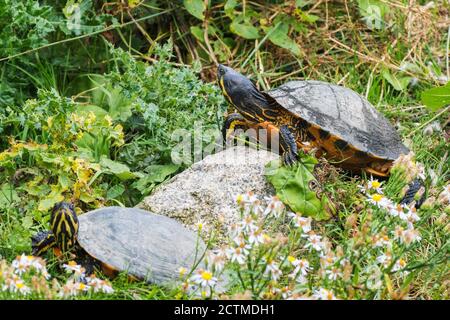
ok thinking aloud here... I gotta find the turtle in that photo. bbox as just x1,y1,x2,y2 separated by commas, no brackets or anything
217,65,424,205
31,202,205,284
218,64,412,175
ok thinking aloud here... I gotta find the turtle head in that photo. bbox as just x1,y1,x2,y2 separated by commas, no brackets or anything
50,202,79,253
217,64,271,122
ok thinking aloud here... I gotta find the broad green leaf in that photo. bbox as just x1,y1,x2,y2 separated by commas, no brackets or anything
0,184,19,207
58,174,71,191
421,82,450,111
296,0,307,7
190,26,204,43
100,157,137,181
265,156,334,220
230,21,260,39
299,12,319,24
268,23,301,56
38,192,64,211
183,0,205,21
85,74,133,122
382,69,411,91
357,0,389,29
74,104,109,119
106,184,125,200
133,164,180,194
224,0,237,17
22,215,34,229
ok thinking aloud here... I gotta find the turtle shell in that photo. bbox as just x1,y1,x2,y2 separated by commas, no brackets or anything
266,80,409,160
77,207,205,285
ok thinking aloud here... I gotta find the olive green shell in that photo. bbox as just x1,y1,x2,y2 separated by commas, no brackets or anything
267,81,409,160
77,207,205,284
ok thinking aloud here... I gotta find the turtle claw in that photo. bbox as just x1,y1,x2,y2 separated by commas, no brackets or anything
282,149,298,166
280,125,299,166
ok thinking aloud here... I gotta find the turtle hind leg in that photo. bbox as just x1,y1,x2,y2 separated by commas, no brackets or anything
31,231,56,256
362,160,393,177
400,178,426,209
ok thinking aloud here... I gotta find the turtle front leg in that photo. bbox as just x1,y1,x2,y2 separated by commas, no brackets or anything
222,113,253,144
32,231,56,256
279,125,299,165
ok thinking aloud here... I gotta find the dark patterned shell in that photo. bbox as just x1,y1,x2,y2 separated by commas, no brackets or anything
267,80,409,160
77,207,205,285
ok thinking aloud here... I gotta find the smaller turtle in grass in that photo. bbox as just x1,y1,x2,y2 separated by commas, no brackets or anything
32,202,205,284
217,65,425,206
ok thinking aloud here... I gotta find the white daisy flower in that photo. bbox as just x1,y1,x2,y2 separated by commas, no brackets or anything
62,261,86,280
404,207,420,224
367,193,391,209
325,267,343,281
207,249,228,272
85,275,114,294
290,213,312,233
304,233,324,252
12,255,30,275
389,203,408,218
313,288,337,300
238,215,258,233
264,259,282,282
12,279,31,295
372,233,391,248
367,177,384,193
263,196,285,218
288,256,310,276
392,258,408,274
401,228,422,245
191,269,217,288
226,246,247,265
376,252,392,267
248,228,265,245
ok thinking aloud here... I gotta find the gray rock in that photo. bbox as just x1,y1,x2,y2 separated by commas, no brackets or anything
78,207,205,286
138,146,279,242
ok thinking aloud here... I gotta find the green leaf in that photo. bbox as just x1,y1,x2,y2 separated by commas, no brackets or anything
357,0,389,30
382,69,411,91
224,0,237,17
133,164,180,194
421,82,450,111
0,184,19,207
265,156,334,221
74,104,109,119
267,23,301,56
22,215,34,230
296,0,307,7
88,75,133,122
190,26,204,43
230,21,260,39
106,184,125,200
183,0,205,21
38,192,64,211
100,157,138,181
299,12,319,24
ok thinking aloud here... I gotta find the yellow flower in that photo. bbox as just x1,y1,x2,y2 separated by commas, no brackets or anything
104,115,113,127
178,267,187,277
47,116,54,129
201,271,212,281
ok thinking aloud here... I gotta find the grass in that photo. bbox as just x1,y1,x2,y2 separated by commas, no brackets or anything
0,1,449,300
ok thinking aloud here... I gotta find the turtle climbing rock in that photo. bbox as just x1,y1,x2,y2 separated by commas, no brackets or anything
32,203,205,285
218,64,409,177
